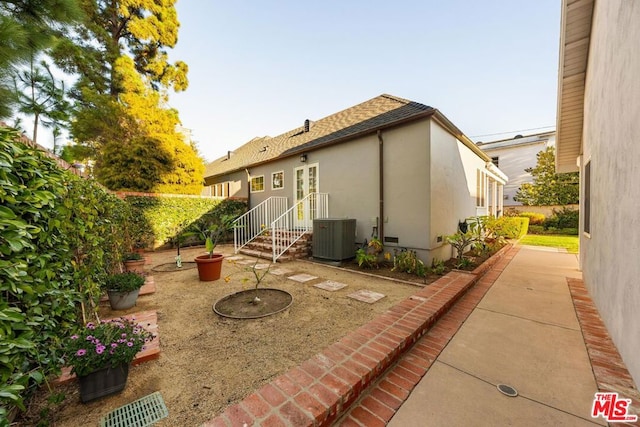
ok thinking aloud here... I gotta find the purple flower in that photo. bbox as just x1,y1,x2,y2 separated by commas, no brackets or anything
111,343,118,348
96,345,106,354
85,335,94,341
127,341,134,347
86,322,95,330
70,334,79,340
121,333,127,338
76,349,86,356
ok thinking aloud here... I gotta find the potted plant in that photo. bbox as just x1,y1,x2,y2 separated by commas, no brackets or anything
123,252,145,274
103,272,145,310
192,215,234,281
66,317,155,402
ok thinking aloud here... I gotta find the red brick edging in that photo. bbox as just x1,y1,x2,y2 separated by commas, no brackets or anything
567,278,640,424
204,246,517,426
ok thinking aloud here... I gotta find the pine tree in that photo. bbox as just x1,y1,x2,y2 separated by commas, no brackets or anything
54,0,203,194
0,0,81,118
514,147,579,205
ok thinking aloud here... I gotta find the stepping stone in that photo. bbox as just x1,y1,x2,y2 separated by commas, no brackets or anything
348,289,386,304
253,263,271,270
226,256,244,261
314,280,348,291
270,268,292,276
287,273,318,283
237,259,257,265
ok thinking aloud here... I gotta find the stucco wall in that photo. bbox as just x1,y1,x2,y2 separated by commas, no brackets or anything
429,122,487,262
208,117,492,265
581,0,640,385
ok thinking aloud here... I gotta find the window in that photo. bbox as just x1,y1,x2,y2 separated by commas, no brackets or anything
476,169,486,207
250,175,264,192
271,171,284,190
584,161,591,234
491,156,499,167
212,182,229,197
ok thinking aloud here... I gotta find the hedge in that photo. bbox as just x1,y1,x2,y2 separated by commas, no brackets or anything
0,128,130,421
492,216,529,239
124,196,247,248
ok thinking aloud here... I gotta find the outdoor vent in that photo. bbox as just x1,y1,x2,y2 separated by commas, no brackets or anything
312,218,356,261
384,236,399,243
304,119,310,132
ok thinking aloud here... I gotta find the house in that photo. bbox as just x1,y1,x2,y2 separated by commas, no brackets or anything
556,0,640,385
477,131,555,206
204,94,507,263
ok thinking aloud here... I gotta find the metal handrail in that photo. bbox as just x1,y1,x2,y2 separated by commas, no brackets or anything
233,197,288,253
271,193,328,262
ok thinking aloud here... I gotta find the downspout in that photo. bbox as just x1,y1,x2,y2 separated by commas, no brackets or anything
245,168,251,208
377,130,384,242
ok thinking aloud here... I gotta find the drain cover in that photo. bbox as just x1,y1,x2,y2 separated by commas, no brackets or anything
100,391,168,427
497,384,518,397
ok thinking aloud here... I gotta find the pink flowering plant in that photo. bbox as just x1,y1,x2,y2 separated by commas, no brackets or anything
66,317,155,376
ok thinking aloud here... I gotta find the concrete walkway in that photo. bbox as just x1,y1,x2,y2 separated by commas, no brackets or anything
386,246,604,426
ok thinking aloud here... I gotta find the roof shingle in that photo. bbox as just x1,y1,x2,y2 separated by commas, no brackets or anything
204,94,434,178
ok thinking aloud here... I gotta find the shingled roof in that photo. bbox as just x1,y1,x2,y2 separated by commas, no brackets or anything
204,94,484,179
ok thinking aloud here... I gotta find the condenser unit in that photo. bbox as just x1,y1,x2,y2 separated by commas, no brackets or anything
312,218,356,261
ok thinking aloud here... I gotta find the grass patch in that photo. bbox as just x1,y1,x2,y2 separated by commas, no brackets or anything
520,234,579,254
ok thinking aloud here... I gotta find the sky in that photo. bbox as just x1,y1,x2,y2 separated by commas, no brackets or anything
167,0,561,163
25,1,561,163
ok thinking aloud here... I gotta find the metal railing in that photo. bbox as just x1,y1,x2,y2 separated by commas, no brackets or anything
233,197,288,253
271,193,329,262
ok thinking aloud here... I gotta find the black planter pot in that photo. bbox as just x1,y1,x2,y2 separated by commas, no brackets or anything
78,364,129,403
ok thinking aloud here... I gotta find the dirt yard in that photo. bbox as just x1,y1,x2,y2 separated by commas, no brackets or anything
20,245,426,426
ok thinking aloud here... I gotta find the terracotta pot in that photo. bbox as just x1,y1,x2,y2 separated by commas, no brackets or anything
194,254,224,281
78,364,129,403
124,259,145,274
107,288,140,310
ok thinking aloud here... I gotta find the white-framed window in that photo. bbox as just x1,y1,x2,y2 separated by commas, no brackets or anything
584,160,591,234
476,169,487,207
250,175,264,192
271,171,284,190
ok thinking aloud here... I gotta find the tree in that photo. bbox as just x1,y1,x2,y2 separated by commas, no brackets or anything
0,0,81,118
514,146,579,205
53,0,203,194
13,59,70,144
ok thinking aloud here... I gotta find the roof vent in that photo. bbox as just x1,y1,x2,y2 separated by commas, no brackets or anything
514,134,523,139
304,119,311,132
227,150,233,160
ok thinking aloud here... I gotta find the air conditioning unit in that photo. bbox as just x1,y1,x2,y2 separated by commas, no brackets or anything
312,218,356,261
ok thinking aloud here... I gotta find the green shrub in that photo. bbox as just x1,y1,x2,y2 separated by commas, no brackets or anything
124,196,247,248
103,272,146,292
491,216,529,239
518,212,546,225
355,248,378,268
392,249,426,277
544,206,579,230
528,225,578,236
0,128,130,420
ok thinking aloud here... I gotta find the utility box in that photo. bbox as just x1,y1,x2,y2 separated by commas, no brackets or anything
312,218,356,261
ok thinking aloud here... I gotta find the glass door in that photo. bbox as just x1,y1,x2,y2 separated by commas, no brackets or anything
294,164,319,229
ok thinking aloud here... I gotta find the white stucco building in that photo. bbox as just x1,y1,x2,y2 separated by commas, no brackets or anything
556,0,640,385
204,94,507,263
477,131,555,206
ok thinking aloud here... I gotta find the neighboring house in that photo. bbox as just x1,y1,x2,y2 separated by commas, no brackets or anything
556,0,640,385
477,131,555,206
204,94,507,263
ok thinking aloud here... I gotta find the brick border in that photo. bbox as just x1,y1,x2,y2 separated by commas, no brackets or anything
204,246,516,426
337,246,518,425
567,278,640,424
